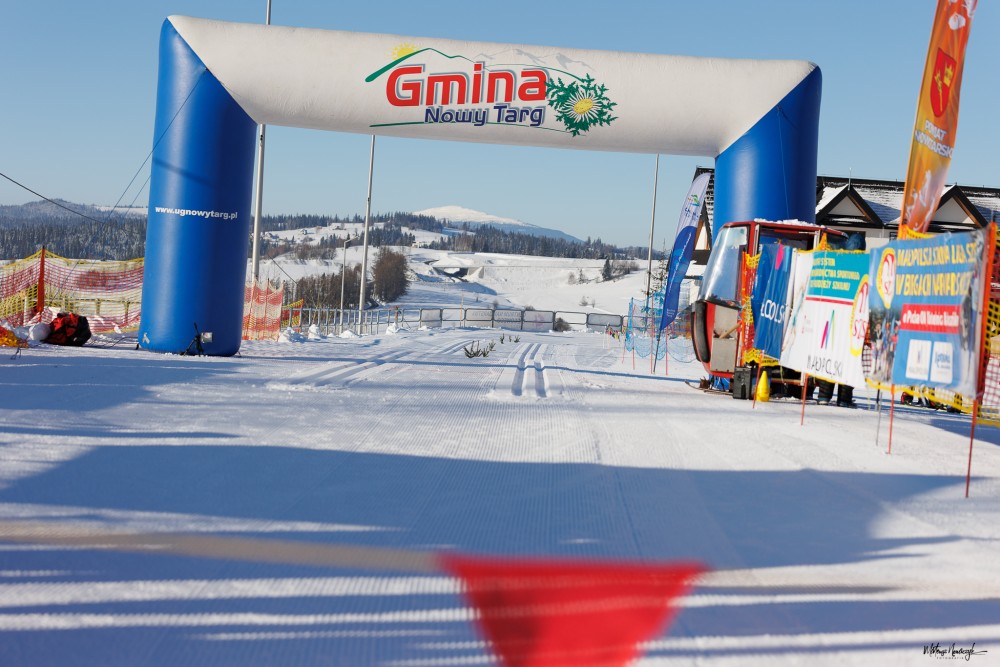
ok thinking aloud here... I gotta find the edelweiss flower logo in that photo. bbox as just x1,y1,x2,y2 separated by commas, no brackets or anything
545,74,618,136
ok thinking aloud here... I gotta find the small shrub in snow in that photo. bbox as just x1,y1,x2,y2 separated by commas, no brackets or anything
463,340,497,358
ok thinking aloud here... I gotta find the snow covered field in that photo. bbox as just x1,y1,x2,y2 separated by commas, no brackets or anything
260,246,645,314
2,271,1000,666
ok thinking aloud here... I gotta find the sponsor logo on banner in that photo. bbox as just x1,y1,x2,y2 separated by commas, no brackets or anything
759,298,786,326
806,354,843,379
906,339,933,381
877,248,896,309
930,341,954,384
820,311,834,350
930,48,956,117
366,45,618,137
899,303,961,334
850,279,870,356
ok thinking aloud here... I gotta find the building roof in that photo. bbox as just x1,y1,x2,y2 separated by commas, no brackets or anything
693,167,1000,237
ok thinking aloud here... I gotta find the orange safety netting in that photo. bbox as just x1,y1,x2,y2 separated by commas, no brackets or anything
281,300,303,331
0,252,41,329
4,250,303,344
0,249,143,333
242,280,300,341
242,279,284,341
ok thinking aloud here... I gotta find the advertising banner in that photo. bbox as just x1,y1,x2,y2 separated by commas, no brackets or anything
660,172,710,330
167,16,818,157
752,243,794,361
781,251,870,388
867,228,989,394
901,0,977,232
780,250,814,370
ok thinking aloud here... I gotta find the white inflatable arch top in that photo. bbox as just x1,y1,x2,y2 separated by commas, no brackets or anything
168,15,815,157
141,15,822,355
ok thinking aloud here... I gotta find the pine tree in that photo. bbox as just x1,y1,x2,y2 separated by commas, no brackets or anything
651,243,670,293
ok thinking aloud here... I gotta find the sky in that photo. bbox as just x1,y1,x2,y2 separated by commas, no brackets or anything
1,0,996,247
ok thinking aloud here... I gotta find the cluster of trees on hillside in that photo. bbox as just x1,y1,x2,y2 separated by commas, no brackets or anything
260,211,444,234
291,247,409,308
0,200,147,259
0,203,654,267
599,258,642,281
259,224,417,261
431,224,628,260
0,219,146,260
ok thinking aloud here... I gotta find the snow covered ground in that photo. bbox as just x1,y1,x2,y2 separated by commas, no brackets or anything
260,247,650,314
2,271,1000,666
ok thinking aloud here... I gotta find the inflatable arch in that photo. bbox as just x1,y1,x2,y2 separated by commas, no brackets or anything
140,16,821,355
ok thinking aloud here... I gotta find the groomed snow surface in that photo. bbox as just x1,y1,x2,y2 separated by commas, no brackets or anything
2,276,1000,665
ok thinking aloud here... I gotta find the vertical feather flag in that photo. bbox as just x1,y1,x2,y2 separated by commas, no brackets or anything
901,0,976,232
660,173,711,330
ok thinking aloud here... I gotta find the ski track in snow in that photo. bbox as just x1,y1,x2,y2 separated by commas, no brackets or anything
1,326,1000,666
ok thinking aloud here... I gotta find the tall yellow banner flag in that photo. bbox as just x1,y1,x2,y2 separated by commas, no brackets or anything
901,0,977,233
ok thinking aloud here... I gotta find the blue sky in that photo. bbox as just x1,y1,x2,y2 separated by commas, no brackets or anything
1,1,995,247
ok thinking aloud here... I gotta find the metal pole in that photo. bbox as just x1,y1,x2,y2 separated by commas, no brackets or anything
888,385,896,455
249,0,272,282
358,135,376,329
966,401,979,498
339,238,350,334
644,154,659,299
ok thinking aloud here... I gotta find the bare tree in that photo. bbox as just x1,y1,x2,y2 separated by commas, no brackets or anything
372,247,409,303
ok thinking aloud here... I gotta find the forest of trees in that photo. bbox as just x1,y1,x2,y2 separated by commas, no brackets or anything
429,223,630,260
259,223,418,261
0,202,654,267
259,211,444,234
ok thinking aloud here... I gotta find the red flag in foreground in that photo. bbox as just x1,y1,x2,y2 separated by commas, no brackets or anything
441,554,705,667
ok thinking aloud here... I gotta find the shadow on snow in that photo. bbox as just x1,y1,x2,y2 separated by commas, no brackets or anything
0,445,990,666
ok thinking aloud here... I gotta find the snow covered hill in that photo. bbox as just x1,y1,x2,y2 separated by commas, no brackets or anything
415,205,583,243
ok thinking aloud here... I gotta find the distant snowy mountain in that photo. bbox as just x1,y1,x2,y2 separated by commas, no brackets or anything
415,205,582,243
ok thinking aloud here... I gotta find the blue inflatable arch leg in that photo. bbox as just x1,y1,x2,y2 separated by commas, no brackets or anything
139,20,257,356
712,67,821,238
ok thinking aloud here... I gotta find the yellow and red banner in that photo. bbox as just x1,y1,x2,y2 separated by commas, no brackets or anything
901,0,977,233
